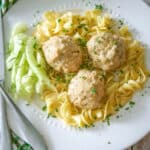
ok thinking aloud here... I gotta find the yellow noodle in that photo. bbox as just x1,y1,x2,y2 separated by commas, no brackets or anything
35,10,149,127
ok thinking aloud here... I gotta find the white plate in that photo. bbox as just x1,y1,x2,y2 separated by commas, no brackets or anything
2,0,150,150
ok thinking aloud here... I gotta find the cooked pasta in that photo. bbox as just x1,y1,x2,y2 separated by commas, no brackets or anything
35,9,149,127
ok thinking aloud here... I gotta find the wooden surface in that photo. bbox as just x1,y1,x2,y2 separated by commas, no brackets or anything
128,132,150,150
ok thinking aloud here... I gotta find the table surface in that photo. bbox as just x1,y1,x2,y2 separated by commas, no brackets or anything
128,133,150,150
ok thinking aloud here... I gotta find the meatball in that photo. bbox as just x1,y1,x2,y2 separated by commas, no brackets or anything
68,70,105,109
42,35,82,73
87,32,126,71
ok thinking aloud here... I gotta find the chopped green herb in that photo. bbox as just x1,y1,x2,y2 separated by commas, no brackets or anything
42,105,47,111
78,23,86,28
116,115,120,119
125,107,130,110
119,19,124,25
47,113,56,118
108,141,111,144
91,87,97,94
26,103,30,106
115,108,119,112
10,83,16,90
84,125,89,128
94,50,98,55
62,29,69,32
112,40,118,45
80,76,87,80
106,115,111,126
141,94,144,96
119,104,123,108
94,116,97,119
129,101,135,106
36,64,41,68
95,4,103,11
119,70,124,74
32,21,41,27
99,74,105,80
84,27,89,31
77,38,87,47
91,124,95,127
58,18,62,23
96,37,101,43
107,26,112,30
52,115,56,118
33,42,37,49
55,108,58,112
47,113,50,118
8,68,12,72
56,75,61,81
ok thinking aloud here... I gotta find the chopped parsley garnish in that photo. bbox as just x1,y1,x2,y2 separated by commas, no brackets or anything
91,87,97,94
115,108,119,112
58,18,62,23
119,104,123,108
55,108,58,112
84,125,88,128
33,41,37,49
80,76,87,80
94,50,98,55
84,27,89,31
106,115,111,126
77,24,89,31
47,113,56,118
36,64,41,68
94,116,97,119
56,75,61,81
119,69,124,74
129,101,135,106
112,40,118,45
96,37,101,43
116,115,120,119
119,19,124,25
108,141,111,144
42,105,47,111
91,124,95,127
78,23,86,28
125,107,130,110
77,38,87,47
99,74,105,80
62,29,69,33
26,103,30,106
95,4,103,11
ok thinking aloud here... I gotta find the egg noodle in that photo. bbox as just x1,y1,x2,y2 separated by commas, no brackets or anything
34,9,149,127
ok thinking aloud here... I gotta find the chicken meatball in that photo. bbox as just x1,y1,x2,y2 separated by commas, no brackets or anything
68,70,105,109
42,35,82,73
87,32,126,71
